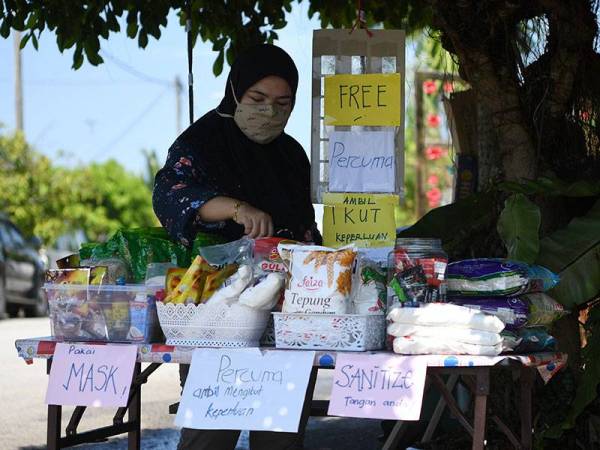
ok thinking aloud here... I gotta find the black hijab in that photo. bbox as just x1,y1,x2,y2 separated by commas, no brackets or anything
217,44,299,115
176,44,314,241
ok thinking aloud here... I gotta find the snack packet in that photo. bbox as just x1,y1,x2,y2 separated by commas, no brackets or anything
164,256,216,305
253,237,296,311
352,259,386,315
279,244,357,315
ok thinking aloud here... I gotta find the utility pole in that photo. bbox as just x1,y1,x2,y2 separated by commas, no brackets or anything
14,31,24,132
175,75,183,135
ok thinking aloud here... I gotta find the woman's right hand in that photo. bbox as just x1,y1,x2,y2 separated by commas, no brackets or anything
233,202,274,238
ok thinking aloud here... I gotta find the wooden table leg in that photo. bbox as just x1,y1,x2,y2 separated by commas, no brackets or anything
423,373,460,442
128,363,142,450
48,404,62,450
520,366,535,450
382,421,411,450
472,368,490,450
47,359,62,450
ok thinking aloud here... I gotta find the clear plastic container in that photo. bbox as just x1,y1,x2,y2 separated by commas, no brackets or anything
387,238,448,309
44,284,163,343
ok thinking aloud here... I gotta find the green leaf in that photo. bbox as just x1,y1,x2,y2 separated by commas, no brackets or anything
212,49,224,76
398,191,497,256
72,46,84,70
497,193,541,264
537,199,600,308
0,20,11,38
126,22,138,38
138,31,148,48
19,32,31,49
499,177,600,197
31,32,38,50
544,306,600,439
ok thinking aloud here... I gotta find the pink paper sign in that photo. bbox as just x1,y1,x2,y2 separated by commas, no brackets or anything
328,353,428,420
45,343,137,407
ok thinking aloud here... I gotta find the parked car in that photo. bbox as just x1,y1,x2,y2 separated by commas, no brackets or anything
0,214,47,318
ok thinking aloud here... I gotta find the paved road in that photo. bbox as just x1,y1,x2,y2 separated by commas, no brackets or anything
1,318,383,450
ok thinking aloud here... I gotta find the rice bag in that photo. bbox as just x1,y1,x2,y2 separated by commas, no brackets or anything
279,244,357,314
387,323,502,346
387,303,505,333
393,335,503,356
446,258,559,296
352,259,386,315
239,273,286,310
448,297,529,331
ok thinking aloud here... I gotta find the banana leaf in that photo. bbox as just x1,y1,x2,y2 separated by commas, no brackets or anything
497,193,541,264
536,198,600,309
397,191,497,256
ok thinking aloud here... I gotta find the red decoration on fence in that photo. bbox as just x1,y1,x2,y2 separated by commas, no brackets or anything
426,113,441,128
426,187,442,207
422,80,437,95
425,146,446,160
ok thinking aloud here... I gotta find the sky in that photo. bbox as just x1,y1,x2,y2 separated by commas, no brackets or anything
0,2,329,174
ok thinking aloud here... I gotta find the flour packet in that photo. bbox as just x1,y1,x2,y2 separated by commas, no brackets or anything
278,244,357,314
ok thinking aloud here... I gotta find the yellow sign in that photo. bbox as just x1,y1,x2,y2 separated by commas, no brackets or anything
323,193,398,248
324,73,401,126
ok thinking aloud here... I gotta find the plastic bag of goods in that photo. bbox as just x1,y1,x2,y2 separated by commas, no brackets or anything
279,244,357,314
446,258,559,297
352,259,387,315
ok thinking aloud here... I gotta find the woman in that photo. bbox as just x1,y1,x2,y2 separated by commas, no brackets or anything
153,44,318,450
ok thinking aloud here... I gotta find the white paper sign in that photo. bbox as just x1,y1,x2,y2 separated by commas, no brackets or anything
45,343,137,407
328,130,396,193
175,348,315,432
328,353,428,420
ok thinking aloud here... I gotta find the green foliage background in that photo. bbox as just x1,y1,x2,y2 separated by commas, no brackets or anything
0,127,157,246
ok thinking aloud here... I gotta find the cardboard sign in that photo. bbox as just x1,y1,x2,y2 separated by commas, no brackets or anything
175,348,315,432
323,193,397,248
45,343,137,407
328,130,396,193
328,353,428,420
324,73,401,126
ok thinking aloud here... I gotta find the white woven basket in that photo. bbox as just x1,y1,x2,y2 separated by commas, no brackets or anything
272,312,386,351
156,302,270,347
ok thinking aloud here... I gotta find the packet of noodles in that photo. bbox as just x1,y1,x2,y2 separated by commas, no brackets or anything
164,256,216,305
278,244,357,314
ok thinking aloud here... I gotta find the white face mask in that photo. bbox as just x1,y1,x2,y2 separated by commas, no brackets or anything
219,82,291,144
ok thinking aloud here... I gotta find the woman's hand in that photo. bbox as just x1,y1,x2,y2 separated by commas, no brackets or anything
234,202,274,238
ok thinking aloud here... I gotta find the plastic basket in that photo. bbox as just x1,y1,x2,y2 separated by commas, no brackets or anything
272,312,386,351
156,302,270,347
